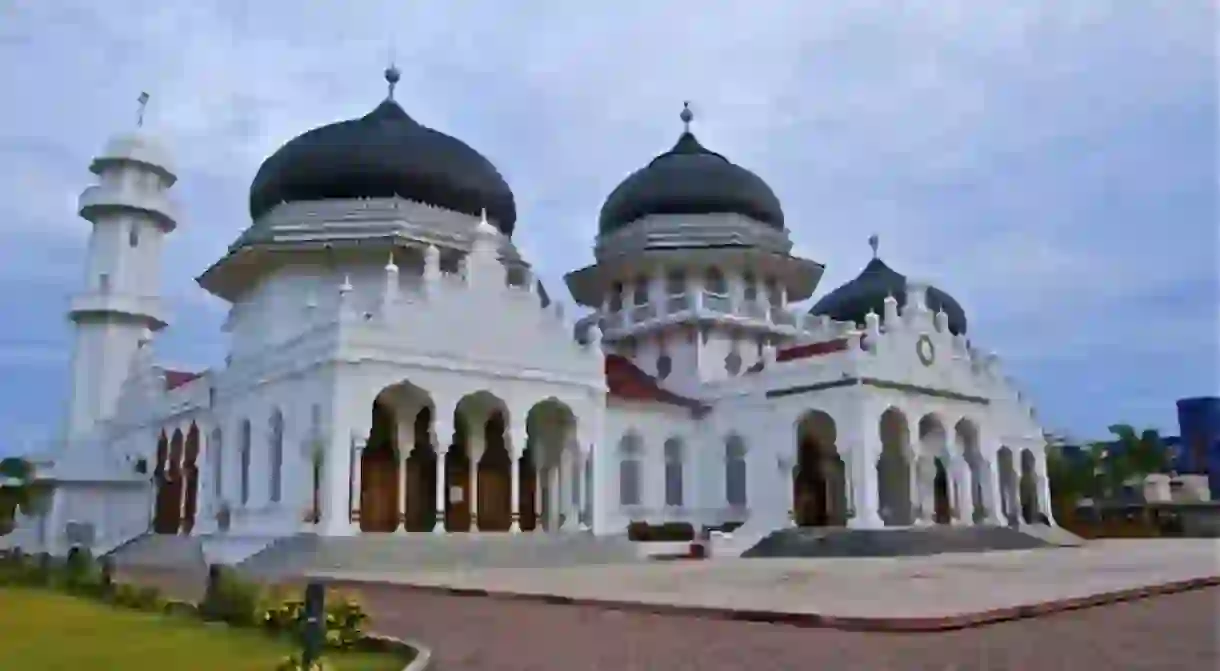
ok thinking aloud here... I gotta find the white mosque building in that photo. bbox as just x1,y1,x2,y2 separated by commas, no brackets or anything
7,68,1055,559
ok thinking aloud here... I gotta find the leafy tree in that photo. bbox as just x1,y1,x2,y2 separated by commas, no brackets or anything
0,457,38,535
1107,424,1170,477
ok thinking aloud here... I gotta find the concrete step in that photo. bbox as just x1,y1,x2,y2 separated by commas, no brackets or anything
237,532,643,579
741,525,1054,559
1019,523,1086,547
105,533,207,571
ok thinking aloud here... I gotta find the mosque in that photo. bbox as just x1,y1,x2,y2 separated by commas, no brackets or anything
7,67,1055,560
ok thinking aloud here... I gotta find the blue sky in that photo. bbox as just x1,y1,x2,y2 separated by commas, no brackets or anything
0,1,1214,455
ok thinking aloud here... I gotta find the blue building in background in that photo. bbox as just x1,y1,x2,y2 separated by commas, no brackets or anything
1176,397,1220,499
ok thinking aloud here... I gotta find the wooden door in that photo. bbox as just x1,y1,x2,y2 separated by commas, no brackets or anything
933,461,952,524
478,465,510,531
444,451,471,531
405,451,436,532
518,456,538,531
360,449,399,532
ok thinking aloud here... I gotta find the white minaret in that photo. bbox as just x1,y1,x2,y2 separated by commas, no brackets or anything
65,92,178,441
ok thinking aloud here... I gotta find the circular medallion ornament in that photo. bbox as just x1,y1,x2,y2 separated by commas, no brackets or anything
916,334,936,366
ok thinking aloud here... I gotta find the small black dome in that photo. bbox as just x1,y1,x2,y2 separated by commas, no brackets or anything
598,128,784,236
809,258,969,335
249,97,516,234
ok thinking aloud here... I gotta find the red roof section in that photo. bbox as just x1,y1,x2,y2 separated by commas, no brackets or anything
776,338,850,363
164,369,203,390
605,355,706,412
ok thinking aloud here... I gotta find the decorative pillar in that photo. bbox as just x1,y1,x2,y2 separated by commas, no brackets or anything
349,437,365,528
432,417,452,534
396,420,413,534
468,417,483,532
1035,448,1056,526
951,458,971,525
508,422,526,533
532,447,544,532
847,422,884,529
777,454,796,527
548,457,561,530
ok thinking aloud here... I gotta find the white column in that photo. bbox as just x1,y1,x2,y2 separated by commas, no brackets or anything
847,422,884,529
508,422,526,533
950,458,970,525
350,439,364,530
560,445,578,530
468,419,482,532
778,454,796,527
532,448,544,532
1035,450,1056,526
548,460,561,530
432,416,452,534
396,422,412,534
319,424,357,536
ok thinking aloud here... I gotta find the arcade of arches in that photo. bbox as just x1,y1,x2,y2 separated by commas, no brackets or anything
790,407,1046,528
152,423,201,535
356,384,585,533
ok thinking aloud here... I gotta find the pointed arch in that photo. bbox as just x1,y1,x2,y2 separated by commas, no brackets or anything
239,419,252,506
664,437,685,508
618,432,644,507
182,423,201,534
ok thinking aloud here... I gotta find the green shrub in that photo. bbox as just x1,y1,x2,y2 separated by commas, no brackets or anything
63,547,103,595
198,566,263,627
258,587,368,650
323,590,368,649
133,585,165,611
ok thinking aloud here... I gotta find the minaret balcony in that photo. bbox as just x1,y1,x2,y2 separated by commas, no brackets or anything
78,185,178,231
600,294,802,339
68,291,168,328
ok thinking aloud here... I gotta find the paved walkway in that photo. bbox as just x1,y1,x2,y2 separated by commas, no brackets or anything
309,539,1220,621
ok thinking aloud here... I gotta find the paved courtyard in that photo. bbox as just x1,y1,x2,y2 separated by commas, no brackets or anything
118,539,1220,670
310,539,1220,621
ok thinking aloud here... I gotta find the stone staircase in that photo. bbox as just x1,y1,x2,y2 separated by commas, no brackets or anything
741,525,1058,559
1017,523,1086,547
105,533,207,571
238,532,644,579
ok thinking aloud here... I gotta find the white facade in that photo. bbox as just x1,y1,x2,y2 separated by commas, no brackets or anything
7,100,1056,560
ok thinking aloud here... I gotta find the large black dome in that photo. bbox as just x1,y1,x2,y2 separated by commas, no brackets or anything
598,107,784,235
248,74,516,234
809,257,969,335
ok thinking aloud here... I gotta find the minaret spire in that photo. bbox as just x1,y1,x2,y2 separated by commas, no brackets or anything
680,101,694,134
868,233,880,259
136,92,150,128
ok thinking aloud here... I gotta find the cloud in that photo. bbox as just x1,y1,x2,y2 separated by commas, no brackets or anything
0,0,1213,449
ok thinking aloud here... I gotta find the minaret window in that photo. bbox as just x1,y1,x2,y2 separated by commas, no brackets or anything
268,409,284,504
765,278,782,307
632,276,649,305
128,225,140,248
665,270,687,313
210,428,223,499
609,281,624,312
656,353,672,380
705,267,727,295
743,272,758,302
725,350,743,375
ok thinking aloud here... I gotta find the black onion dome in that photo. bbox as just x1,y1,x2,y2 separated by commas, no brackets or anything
598,128,784,235
248,95,516,234
809,258,969,335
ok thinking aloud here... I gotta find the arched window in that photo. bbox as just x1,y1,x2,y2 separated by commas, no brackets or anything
268,409,284,503
618,434,643,506
705,267,727,295
239,420,252,505
664,438,684,507
725,435,748,507
210,428,223,500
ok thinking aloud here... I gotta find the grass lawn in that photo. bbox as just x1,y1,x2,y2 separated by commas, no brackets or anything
0,587,408,671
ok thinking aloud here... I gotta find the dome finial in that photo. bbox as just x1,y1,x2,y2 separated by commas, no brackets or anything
680,101,694,133
868,233,880,259
136,91,150,128
384,62,401,101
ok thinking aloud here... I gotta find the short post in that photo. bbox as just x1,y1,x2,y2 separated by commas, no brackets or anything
301,581,326,669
